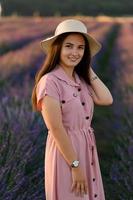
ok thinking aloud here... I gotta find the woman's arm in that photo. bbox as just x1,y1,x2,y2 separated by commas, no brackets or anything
41,96,78,166
89,67,113,105
41,96,88,196
41,95,89,197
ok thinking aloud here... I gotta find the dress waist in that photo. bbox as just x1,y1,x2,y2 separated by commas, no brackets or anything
66,126,94,134
66,126,96,164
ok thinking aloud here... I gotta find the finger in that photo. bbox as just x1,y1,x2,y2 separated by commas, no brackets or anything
80,183,85,197
75,182,81,196
71,181,77,192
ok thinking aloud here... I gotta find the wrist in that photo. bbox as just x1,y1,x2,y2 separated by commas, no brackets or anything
89,67,98,82
70,160,80,168
90,76,98,82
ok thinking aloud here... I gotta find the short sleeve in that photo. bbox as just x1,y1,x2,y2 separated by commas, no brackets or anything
36,74,60,111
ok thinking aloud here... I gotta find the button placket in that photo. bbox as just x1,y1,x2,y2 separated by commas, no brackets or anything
76,86,86,109
85,129,98,198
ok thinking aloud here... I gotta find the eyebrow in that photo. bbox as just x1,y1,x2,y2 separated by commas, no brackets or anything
65,42,85,46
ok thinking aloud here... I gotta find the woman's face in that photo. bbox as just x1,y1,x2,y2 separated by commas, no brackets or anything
59,33,85,68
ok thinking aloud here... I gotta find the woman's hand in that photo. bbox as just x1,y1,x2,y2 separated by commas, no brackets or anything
71,166,88,197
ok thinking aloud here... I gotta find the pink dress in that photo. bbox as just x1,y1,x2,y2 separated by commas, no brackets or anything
36,65,105,200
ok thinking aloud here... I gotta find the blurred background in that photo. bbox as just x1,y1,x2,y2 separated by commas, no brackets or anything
1,0,133,16
0,1,133,200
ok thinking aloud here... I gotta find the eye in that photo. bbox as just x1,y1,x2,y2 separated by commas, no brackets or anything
79,46,85,49
65,44,72,48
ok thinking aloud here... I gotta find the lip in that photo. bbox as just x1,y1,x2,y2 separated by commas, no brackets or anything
69,58,79,62
70,60,77,62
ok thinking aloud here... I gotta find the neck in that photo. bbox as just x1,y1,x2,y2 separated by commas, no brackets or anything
59,64,76,81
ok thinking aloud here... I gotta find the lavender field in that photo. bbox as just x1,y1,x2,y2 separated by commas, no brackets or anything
0,16,133,200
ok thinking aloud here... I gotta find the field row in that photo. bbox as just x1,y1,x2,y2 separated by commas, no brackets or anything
0,18,113,56
110,23,133,108
107,22,133,199
0,20,114,80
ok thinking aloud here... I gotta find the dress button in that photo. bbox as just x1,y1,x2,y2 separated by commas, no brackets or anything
78,88,81,92
82,102,85,106
73,93,77,97
61,100,65,103
94,194,98,198
93,178,95,181
91,162,94,165
86,116,89,120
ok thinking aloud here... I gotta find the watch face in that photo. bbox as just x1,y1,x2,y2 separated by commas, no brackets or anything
73,160,79,167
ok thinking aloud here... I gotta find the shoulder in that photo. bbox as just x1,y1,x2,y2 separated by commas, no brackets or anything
39,71,56,82
36,71,61,111
36,72,59,94
38,71,59,88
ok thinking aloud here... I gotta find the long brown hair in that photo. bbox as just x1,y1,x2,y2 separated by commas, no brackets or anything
31,32,91,112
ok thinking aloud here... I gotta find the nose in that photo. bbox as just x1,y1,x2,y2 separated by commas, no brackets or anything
71,48,79,56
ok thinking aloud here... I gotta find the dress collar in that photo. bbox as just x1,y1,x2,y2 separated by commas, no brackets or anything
52,65,81,87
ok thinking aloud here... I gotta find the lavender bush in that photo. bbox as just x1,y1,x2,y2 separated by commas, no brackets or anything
107,22,133,200
110,107,133,200
0,76,47,200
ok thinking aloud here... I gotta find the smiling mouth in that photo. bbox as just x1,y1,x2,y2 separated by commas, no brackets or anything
69,58,79,62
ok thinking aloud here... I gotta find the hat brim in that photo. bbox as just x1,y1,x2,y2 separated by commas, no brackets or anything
40,31,102,57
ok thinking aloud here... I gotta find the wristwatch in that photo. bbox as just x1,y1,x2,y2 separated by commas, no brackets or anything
71,160,80,168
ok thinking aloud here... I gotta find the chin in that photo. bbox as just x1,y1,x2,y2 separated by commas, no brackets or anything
69,62,79,67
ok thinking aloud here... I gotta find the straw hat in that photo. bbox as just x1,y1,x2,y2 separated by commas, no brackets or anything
40,19,102,57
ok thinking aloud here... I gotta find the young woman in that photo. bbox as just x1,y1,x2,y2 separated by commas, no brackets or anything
31,19,113,200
